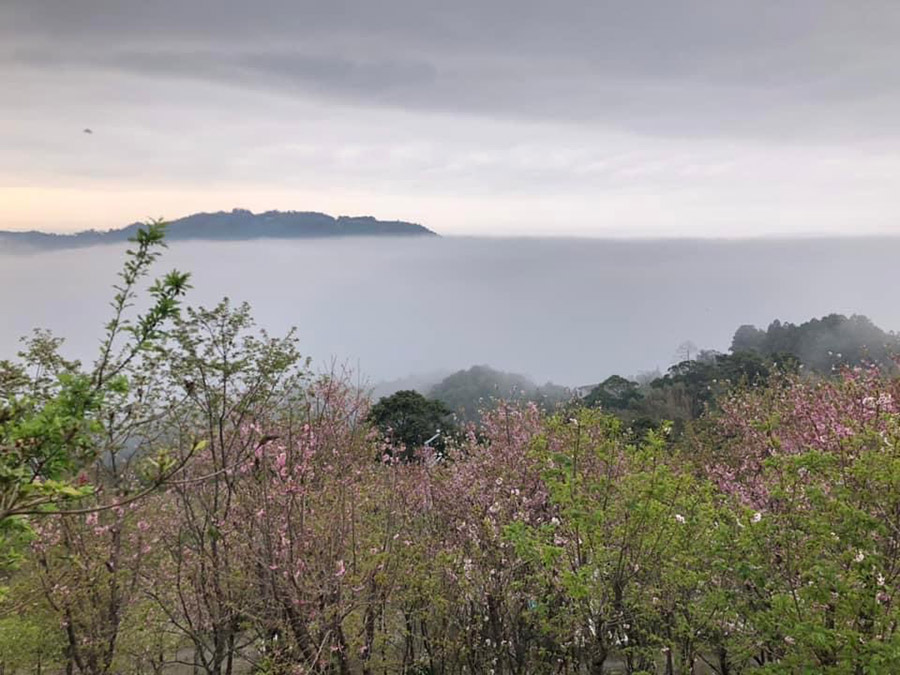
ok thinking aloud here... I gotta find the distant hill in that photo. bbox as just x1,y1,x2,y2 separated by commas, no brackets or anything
427,365,571,422
571,312,900,435
731,313,900,373
0,209,438,250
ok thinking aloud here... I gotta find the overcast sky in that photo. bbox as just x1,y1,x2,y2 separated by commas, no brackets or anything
2,1,900,236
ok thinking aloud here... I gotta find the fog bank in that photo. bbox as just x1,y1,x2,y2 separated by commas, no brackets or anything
1,236,898,387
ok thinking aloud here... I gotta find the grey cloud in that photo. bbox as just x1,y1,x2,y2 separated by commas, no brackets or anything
108,49,438,98
4,0,900,140
4,0,900,239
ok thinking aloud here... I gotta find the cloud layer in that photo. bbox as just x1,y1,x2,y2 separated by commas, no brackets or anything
2,1,900,235
2,236,899,385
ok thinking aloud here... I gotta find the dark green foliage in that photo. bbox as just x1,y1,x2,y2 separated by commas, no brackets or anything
650,350,778,419
580,375,661,438
582,375,643,411
367,390,455,460
586,312,889,434
730,313,900,373
586,351,795,435
730,323,767,353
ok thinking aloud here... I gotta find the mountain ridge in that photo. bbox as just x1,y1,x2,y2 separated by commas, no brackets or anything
0,208,438,249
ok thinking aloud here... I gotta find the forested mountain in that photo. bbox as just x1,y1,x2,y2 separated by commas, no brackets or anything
578,312,900,435
731,313,900,372
0,208,437,250
367,313,900,434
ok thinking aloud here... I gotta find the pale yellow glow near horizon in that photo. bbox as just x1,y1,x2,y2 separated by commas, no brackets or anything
3,181,898,239
0,184,648,238
0,185,445,234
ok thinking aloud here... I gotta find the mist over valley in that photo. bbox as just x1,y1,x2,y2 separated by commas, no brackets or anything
3,233,898,390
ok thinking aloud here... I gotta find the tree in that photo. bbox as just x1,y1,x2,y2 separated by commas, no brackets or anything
147,299,306,675
730,314,900,373
648,350,778,424
0,222,189,582
704,368,900,671
674,340,698,363
730,324,766,354
583,375,643,411
506,410,718,673
368,390,454,460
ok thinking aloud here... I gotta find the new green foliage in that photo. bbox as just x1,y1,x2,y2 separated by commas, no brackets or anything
0,221,189,577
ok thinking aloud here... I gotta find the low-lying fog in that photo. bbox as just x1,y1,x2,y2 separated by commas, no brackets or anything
2,236,898,388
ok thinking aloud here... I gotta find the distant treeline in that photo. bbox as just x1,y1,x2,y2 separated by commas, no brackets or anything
373,313,900,442
730,313,899,373
584,313,900,434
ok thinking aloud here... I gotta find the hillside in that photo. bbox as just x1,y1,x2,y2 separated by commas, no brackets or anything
0,208,437,249
427,364,571,422
731,313,900,373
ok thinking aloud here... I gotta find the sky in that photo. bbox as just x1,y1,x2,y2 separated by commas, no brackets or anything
2,1,900,237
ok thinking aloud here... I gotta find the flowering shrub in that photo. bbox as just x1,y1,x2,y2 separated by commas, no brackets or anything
703,369,900,672
7,289,900,675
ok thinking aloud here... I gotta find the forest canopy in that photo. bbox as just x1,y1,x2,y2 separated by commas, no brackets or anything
730,313,900,373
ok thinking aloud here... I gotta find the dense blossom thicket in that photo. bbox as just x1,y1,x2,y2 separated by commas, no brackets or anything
2,234,900,673
6,355,900,673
